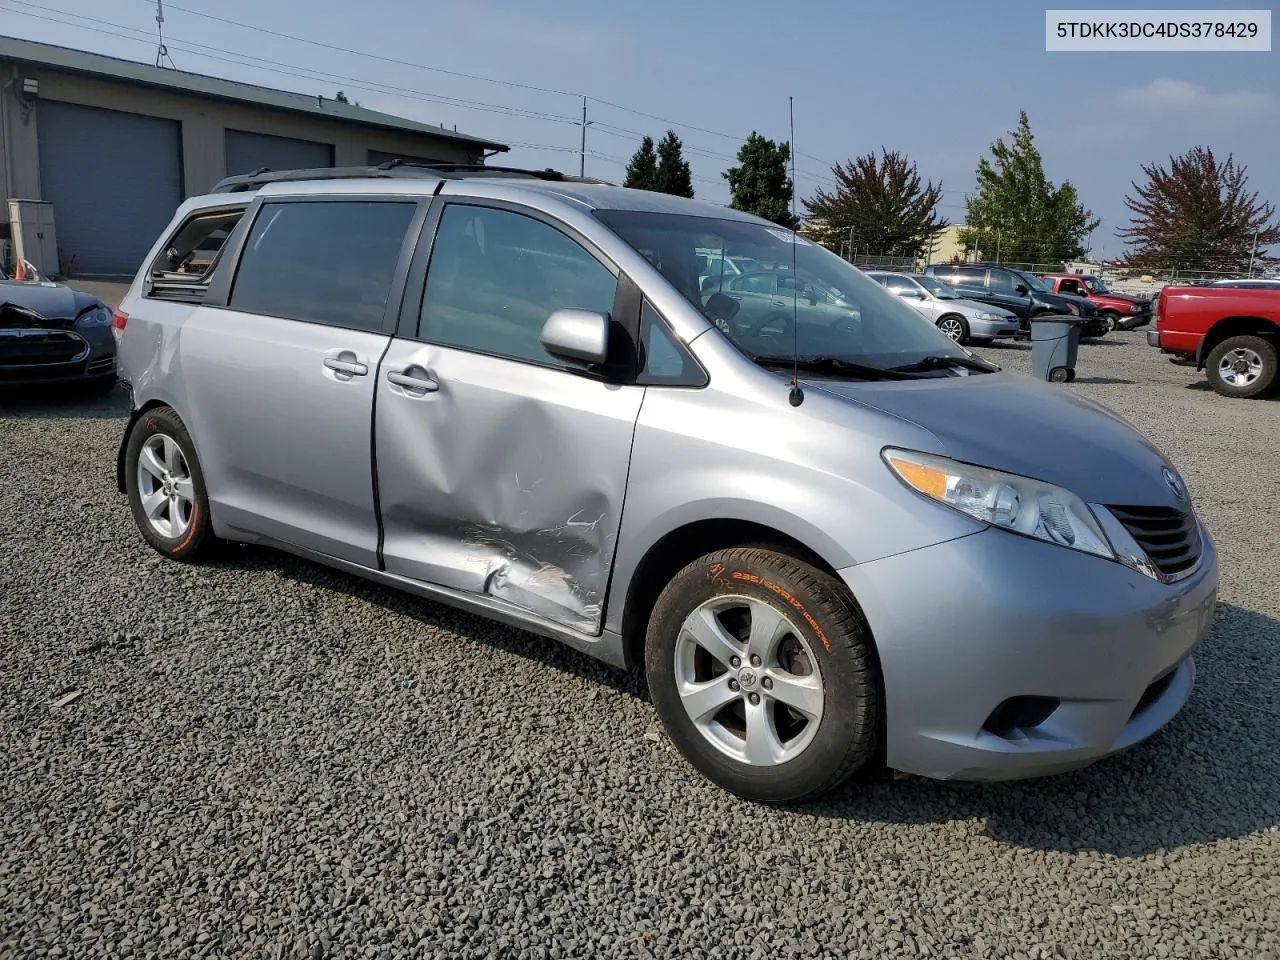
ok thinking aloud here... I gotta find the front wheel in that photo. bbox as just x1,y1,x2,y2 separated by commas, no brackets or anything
1205,335,1277,399
1100,311,1121,333
936,314,970,344
645,547,882,803
124,406,216,561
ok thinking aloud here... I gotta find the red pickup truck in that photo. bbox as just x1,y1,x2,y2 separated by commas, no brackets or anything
1039,273,1151,330
1147,285,1280,398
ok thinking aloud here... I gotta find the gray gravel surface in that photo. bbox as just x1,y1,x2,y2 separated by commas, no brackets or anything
2,333,1278,959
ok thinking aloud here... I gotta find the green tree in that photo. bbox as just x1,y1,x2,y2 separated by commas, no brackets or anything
1119,147,1280,273
655,130,694,198
803,149,948,258
957,111,1099,265
724,132,796,228
624,136,659,191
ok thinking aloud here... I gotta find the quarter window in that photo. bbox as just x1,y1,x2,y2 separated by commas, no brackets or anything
418,204,617,366
637,300,704,386
146,206,246,303
229,200,416,333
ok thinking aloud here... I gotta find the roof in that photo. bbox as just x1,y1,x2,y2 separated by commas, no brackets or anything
0,34,508,153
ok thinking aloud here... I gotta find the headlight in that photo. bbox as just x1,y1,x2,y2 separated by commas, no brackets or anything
974,312,1003,321
77,306,112,327
882,448,1114,559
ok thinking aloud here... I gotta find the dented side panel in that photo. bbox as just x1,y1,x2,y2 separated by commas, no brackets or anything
374,340,644,634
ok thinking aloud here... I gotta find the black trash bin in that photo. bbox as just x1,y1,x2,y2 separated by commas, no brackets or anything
1029,314,1082,382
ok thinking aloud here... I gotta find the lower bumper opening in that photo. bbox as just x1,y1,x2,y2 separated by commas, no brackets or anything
1129,665,1178,722
982,695,1061,739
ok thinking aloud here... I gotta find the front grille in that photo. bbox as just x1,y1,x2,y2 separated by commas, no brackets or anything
0,331,88,366
1106,504,1202,577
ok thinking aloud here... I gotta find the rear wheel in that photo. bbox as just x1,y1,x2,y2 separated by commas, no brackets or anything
645,546,882,803
937,314,970,344
1205,335,1277,399
124,406,216,561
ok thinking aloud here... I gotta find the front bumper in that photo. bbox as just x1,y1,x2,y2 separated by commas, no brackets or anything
0,330,116,385
840,524,1218,781
1147,329,1161,348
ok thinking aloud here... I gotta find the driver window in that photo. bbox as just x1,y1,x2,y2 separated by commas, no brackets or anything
987,270,1018,294
1060,278,1083,295
419,204,618,367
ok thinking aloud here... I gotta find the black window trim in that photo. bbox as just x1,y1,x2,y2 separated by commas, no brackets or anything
217,193,430,337
142,201,250,306
395,196,640,383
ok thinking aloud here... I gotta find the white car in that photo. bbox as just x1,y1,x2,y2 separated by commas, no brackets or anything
868,271,1020,345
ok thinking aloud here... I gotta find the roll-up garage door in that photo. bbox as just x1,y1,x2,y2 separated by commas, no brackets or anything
225,130,334,177
36,100,183,277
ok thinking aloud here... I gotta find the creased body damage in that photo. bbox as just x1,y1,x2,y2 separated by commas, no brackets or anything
374,341,644,634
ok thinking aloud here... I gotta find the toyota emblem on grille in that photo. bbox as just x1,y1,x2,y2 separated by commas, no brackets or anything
1162,467,1187,502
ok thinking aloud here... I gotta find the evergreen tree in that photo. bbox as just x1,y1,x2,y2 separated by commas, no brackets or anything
623,136,660,191
655,130,694,198
724,132,797,229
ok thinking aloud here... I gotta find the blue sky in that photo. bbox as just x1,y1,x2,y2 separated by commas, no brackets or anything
4,0,1277,258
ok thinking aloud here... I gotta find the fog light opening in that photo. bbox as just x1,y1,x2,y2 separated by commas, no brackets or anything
983,696,1061,739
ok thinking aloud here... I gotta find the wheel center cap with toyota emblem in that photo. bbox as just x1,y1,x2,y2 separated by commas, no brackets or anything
737,668,759,690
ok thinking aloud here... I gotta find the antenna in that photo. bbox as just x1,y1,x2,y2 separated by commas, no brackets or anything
154,0,175,68
787,95,804,408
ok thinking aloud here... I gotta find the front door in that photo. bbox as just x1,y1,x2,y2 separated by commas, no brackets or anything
375,200,644,634
984,267,1033,318
180,197,421,567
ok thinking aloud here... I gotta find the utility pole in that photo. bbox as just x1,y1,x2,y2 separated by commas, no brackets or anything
995,231,1002,264
578,96,592,178
847,225,855,263
1247,227,1260,277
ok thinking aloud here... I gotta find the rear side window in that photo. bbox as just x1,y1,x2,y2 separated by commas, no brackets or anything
229,200,416,333
146,207,246,303
952,266,986,286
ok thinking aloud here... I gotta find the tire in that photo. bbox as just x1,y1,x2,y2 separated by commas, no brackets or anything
1204,335,1278,399
1100,311,1121,333
124,406,216,561
1049,367,1071,383
936,314,970,344
645,546,882,803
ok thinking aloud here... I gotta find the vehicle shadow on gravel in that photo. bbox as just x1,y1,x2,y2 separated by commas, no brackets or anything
799,602,1280,858
1185,380,1280,401
210,545,650,701
1071,376,1135,385
0,384,129,420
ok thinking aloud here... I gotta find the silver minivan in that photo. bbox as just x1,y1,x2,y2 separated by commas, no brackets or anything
113,166,1218,803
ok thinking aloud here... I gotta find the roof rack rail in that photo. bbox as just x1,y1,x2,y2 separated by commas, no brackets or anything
211,161,613,194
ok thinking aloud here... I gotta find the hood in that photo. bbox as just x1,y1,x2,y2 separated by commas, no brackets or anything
1100,292,1146,307
1051,291,1100,316
808,372,1183,507
0,280,99,327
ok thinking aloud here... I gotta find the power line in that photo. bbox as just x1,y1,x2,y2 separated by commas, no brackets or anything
1,1,582,126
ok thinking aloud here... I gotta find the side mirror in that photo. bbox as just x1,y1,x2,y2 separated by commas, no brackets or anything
540,309,610,366
1015,284,1029,296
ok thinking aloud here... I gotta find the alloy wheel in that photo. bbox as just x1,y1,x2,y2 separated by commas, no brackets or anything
1219,347,1264,388
673,595,824,766
136,434,196,539
938,317,965,341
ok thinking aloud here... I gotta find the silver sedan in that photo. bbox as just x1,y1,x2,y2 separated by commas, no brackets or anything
868,271,1020,345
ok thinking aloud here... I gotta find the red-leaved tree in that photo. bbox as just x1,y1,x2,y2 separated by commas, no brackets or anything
1119,147,1280,273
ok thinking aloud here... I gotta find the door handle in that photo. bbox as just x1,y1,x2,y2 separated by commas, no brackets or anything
323,353,368,379
387,367,439,395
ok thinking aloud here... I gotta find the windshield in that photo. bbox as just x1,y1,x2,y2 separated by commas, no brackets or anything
1084,276,1109,294
916,275,961,299
595,210,965,368
1014,270,1049,293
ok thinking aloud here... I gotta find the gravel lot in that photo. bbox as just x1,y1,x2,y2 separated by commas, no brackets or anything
2,330,1278,959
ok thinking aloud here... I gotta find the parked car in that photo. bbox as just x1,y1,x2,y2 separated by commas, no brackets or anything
924,263,1109,338
113,164,1218,803
1148,284,1280,398
866,271,1019,345
1207,278,1280,289
1038,273,1150,331
0,278,118,392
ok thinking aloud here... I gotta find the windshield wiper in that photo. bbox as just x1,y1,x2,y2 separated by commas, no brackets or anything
886,354,1000,374
752,355,912,381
